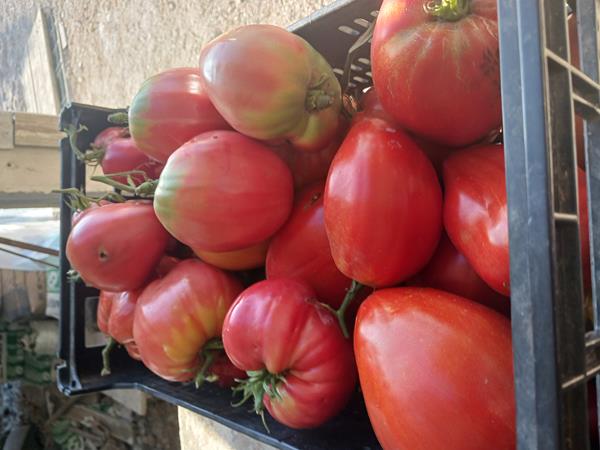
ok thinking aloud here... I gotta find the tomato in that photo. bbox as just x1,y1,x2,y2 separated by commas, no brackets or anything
268,117,347,189
67,202,170,292
133,259,243,381
208,354,248,388
154,131,294,253
355,287,515,450
193,240,269,271
125,342,141,360
409,232,509,315
222,279,356,429
129,67,231,163
101,138,163,184
266,182,351,308
199,25,341,152
92,126,129,149
324,116,442,287
371,0,501,147
97,289,140,346
443,145,591,295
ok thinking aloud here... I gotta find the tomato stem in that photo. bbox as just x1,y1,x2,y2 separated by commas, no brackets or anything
107,112,129,126
91,172,158,197
101,337,116,376
194,338,225,388
336,280,363,339
424,0,470,21
54,188,125,211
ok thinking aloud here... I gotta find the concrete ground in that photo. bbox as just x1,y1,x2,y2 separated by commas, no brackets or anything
1,0,334,111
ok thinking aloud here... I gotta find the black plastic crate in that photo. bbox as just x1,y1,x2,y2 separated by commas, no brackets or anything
57,0,600,449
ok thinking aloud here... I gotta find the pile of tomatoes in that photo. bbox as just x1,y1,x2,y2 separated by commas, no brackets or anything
65,1,594,448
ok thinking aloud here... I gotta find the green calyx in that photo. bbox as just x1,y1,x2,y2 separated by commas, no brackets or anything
54,187,125,211
194,337,224,388
424,0,470,21
232,368,286,432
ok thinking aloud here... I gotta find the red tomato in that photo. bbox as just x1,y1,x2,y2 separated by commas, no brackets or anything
125,342,141,361
222,279,356,429
129,67,231,163
97,289,141,345
92,126,129,150
355,287,515,450
133,259,242,381
324,116,442,287
266,182,351,308
199,25,341,152
209,354,248,388
409,232,509,315
193,240,269,271
443,145,591,295
268,118,347,189
371,0,501,147
154,131,294,252
101,138,163,185
66,202,170,292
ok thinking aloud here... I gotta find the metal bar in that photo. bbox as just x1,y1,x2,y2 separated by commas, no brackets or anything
0,245,59,268
576,0,600,441
498,0,560,447
0,236,59,257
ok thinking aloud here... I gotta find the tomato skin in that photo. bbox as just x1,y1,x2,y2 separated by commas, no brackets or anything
97,289,141,345
372,0,500,147
443,145,591,295
209,354,248,388
125,342,141,361
268,118,347,189
92,126,129,150
266,182,351,308
355,287,515,450
101,138,163,184
222,279,356,429
129,67,231,163
193,240,269,271
409,232,509,315
154,131,294,253
324,117,442,287
199,25,341,152
133,259,242,382
66,202,170,292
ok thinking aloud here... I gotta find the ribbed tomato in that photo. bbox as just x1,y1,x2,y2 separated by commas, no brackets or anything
222,279,356,429
324,115,442,287
355,287,515,450
193,240,270,272
128,67,231,162
154,131,294,253
372,0,501,147
199,25,341,152
97,289,141,346
133,259,242,382
66,202,170,292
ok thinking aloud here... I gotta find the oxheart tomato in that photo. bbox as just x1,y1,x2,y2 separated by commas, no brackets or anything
154,131,294,253
97,289,141,347
409,232,509,315
443,145,591,295
266,182,352,308
324,116,442,287
268,117,347,189
193,240,270,271
101,138,163,184
66,202,170,292
199,25,341,152
133,259,242,382
222,279,356,429
128,67,231,163
92,126,129,149
355,288,515,450
372,0,501,147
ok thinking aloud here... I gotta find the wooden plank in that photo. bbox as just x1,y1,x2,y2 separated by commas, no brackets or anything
66,404,134,444
14,113,63,148
103,390,148,416
21,9,60,115
0,112,14,149
0,237,59,257
25,271,46,316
